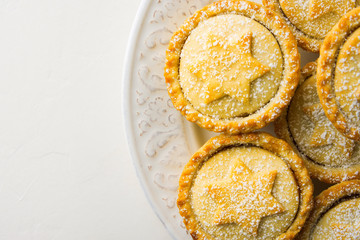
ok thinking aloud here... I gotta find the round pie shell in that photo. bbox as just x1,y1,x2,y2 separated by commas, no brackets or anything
275,62,360,184
177,132,313,240
164,0,300,135
317,7,360,141
298,180,360,239
262,0,323,52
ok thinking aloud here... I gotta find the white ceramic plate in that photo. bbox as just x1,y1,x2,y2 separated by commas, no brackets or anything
123,0,319,239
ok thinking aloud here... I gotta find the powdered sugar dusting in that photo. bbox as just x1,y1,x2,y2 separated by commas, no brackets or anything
334,27,360,129
288,75,359,167
179,14,283,119
278,0,357,39
190,146,299,239
312,198,360,240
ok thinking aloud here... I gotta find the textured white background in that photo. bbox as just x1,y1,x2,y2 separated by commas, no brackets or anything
0,0,170,239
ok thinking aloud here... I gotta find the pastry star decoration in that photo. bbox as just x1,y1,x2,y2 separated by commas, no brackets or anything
303,103,355,158
331,221,360,240
308,0,355,20
206,159,284,236
189,32,270,105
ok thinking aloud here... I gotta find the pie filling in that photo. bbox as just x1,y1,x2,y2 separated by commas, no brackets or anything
278,0,357,39
288,75,360,168
190,146,299,239
179,14,283,119
312,197,360,240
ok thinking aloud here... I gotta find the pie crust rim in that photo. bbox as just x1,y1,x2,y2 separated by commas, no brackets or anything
317,7,360,141
262,0,323,52
177,132,313,240
164,0,300,134
298,180,360,239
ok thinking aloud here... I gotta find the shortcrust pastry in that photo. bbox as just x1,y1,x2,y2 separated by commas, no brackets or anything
263,0,360,52
275,62,360,184
164,0,299,134
298,180,360,240
317,7,360,141
177,133,313,239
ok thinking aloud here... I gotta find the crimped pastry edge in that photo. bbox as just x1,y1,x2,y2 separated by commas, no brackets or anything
297,180,360,239
262,0,322,52
317,7,360,141
177,132,313,240
164,0,300,135
275,62,360,184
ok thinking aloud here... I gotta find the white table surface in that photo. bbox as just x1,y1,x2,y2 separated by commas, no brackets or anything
0,0,171,239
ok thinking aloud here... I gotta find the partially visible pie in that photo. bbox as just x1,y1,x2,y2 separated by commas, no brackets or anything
165,0,299,134
275,62,360,183
317,7,360,141
298,180,360,240
177,133,313,239
263,0,360,52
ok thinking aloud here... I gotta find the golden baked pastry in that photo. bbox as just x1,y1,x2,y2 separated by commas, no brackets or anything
275,62,360,183
317,7,360,141
298,180,360,240
263,0,360,52
164,0,299,134
177,133,313,240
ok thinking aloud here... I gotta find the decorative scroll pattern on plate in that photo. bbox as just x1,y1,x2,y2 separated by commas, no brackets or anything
130,0,213,238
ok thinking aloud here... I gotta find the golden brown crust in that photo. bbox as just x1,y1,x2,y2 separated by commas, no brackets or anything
177,132,313,240
317,7,360,141
262,0,322,52
275,62,360,183
297,180,360,239
164,0,300,135
300,62,318,80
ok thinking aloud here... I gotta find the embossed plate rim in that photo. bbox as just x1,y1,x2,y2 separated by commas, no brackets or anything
123,0,177,239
